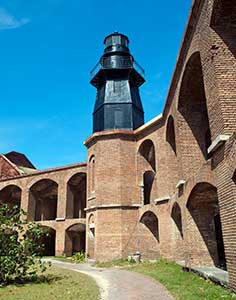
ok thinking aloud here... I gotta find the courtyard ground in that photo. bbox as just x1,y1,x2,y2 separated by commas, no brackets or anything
46,259,174,300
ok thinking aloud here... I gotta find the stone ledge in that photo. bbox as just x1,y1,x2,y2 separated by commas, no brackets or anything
85,204,142,211
208,135,230,154
176,180,186,189
154,196,170,205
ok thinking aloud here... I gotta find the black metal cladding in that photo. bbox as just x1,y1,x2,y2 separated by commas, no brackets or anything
90,32,145,133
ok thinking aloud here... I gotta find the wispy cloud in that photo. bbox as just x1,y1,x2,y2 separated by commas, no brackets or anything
0,7,29,30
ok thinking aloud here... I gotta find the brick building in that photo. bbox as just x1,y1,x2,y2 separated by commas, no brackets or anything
0,0,235,291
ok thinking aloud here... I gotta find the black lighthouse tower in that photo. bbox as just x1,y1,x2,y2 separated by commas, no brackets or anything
90,32,145,133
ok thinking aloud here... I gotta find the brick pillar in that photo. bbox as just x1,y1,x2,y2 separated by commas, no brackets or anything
20,187,28,212
57,182,67,219
55,225,65,256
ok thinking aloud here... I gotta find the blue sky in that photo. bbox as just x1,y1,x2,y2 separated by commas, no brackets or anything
0,0,192,169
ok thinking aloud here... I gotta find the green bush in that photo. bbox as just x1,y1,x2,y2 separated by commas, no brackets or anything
71,251,86,264
0,204,49,285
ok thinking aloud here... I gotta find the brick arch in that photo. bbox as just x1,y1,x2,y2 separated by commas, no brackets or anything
63,170,87,185
66,172,86,219
178,52,212,176
140,211,159,241
0,184,22,208
138,205,159,218
184,174,216,208
166,115,176,154
137,210,160,259
39,226,56,256
137,139,156,171
137,139,157,204
28,177,59,190
65,223,86,257
185,182,226,269
28,178,58,222
181,164,216,207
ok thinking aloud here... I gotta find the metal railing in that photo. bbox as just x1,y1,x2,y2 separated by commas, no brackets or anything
90,57,145,78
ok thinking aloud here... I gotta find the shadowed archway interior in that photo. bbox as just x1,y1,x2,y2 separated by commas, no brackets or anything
187,182,226,270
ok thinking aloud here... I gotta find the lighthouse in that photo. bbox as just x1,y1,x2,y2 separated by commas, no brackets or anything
90,32,145,133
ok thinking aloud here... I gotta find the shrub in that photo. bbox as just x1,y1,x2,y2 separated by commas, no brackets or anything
71,251,86,264
0,204,49,285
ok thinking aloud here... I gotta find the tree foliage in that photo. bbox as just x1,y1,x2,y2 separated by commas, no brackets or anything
0,204,48,285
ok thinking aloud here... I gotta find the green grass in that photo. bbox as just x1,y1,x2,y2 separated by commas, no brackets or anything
95,259,135,268
0,266,100,300
96,259,235,300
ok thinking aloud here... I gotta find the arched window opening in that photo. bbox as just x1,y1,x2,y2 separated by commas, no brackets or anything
187,182,226,270
65,223,86,257
166,115,177,154
29,179,58,221
138,140,156,171
143,171,155,205
89,214,95,239
140,211,159,241
171,202,183,238
0,185,22,209
88,214,95,259
89,156,95,193
67,173,86,219
178,52,212,160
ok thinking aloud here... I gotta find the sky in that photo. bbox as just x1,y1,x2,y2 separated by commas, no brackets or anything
0,0,192,169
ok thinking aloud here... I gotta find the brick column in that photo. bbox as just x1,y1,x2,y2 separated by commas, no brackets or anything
55,225,66,256
57,182,67,220
20,187,28,212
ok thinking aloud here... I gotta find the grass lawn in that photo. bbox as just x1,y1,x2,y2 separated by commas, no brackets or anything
96,259,236,300
0,266,100,300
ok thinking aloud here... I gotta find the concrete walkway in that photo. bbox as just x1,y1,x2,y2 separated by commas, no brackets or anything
48,259,174,300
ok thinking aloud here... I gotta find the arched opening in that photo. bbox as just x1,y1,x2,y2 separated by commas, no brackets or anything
65,223,86,257
89,155,95,194
143,171,155,205
66,173,86,219
87,214,95,259
0,185,22,209
186,182,226,269
171,202,183,238
166,115,176,154
29,179,58,221
39,227,56,256
178,53,212,174
140,211,159,241
138,139,156,171
138,211,160,259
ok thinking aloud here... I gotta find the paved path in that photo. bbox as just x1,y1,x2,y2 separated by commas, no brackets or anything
48,259,174,300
